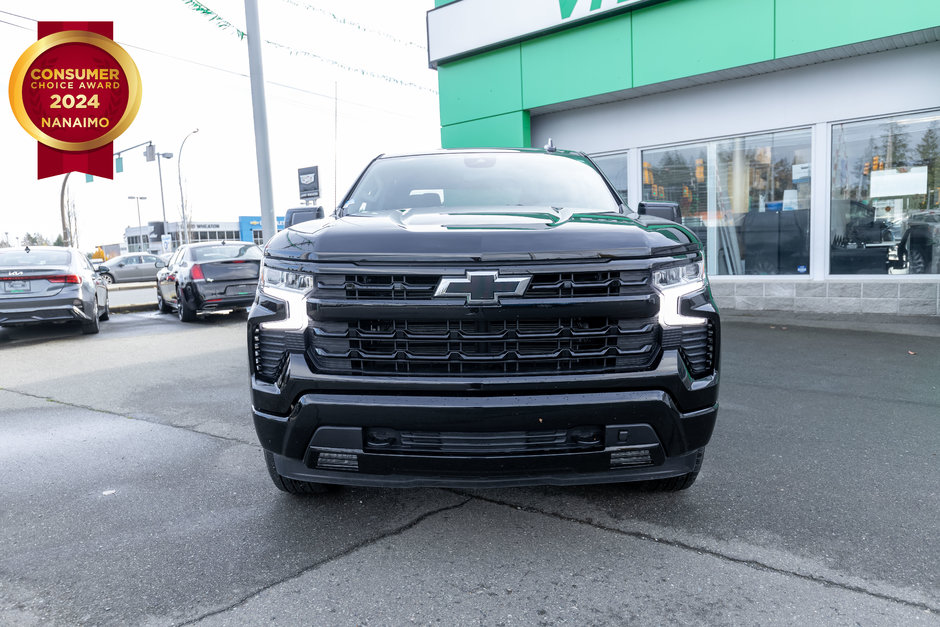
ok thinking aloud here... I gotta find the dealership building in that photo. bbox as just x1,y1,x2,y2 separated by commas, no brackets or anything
427,0,940,316
123,216,286,253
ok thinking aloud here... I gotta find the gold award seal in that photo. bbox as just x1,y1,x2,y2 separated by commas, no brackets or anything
9,30,142,153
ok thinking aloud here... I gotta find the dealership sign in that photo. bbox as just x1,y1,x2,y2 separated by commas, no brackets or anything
427,0,658,66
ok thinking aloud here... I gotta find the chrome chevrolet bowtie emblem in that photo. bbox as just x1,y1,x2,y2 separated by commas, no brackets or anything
434,271,531,304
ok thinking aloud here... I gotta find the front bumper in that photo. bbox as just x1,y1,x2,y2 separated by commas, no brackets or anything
251,352,718,488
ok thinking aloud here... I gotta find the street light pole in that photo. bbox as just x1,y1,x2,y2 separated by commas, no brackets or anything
128,196,147,252
59,171,74,247
156,151,174,249
177,129,199,246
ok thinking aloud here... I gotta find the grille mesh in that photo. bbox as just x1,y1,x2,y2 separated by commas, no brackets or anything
308,317,659,376
313,270,650,301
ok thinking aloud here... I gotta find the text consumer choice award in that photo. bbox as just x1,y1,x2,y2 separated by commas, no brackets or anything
9,22,141,179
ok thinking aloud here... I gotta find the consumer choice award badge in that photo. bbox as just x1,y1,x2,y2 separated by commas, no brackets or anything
9,22,141,179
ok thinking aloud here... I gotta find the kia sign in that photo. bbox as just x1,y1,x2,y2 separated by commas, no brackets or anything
298,166,319,200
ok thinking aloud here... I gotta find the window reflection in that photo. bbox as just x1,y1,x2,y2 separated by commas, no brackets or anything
642,129,812,275
831,110,940,274
592,154,629,204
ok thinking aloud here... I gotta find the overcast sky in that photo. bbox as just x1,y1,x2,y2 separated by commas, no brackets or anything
0,0,440,250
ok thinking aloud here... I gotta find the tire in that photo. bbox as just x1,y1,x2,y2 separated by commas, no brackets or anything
263,450,332,495
176,286,197,322
644,450,704,492
156,290,172,313
101,273,115,285
81,299,100,335
99,296,110,321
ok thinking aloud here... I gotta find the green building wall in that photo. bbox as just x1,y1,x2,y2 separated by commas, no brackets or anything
434,0,940,148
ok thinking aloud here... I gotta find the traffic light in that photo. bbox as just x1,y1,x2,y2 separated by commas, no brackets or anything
115,156,123,173
863,161,870,176
144,144,155,162
695,158,704,182
872,155,880,171
642,162,653,185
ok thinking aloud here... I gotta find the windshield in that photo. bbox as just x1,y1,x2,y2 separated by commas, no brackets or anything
0,249,71,266
191,244,262,262
341,152,620,215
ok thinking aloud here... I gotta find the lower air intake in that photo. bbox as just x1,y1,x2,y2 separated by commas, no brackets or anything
315,452,359,471
610,449,654,468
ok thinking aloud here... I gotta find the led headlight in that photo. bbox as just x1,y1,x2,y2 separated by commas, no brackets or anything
261,266,314,291
652,258,707,327
258,264,313,330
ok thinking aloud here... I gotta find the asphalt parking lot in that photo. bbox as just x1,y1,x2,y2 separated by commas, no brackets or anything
0,311,937,625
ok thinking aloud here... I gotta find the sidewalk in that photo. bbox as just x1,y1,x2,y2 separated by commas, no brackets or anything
107,282,157,314
722,309,940,338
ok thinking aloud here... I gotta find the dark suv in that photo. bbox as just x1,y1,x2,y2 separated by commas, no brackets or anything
248,149,719,493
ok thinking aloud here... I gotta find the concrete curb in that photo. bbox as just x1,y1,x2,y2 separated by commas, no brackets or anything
723,310,940,338
108,282,157,292
111,303,157,314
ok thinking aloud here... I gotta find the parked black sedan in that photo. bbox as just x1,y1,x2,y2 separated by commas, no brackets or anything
0,246,109,334
155,241,262,322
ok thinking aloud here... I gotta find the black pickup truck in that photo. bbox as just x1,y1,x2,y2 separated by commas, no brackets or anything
248,148,719,493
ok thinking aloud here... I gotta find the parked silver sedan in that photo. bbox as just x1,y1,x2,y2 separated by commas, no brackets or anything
97,253,163,284
0,246,109,334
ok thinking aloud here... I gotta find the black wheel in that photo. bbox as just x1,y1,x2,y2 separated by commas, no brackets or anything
908,246,927,274
156,289,172,313
81,300,100,335
645,450,704,492
101,273,114,285
176,286,197,322
99,296,110,321
263,450,332,495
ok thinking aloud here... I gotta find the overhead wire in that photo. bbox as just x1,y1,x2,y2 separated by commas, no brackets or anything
0,10,436,120
178,0,436,93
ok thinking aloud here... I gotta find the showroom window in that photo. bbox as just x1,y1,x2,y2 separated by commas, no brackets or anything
642,129,812,276
592,153,628,204
831,110,940,275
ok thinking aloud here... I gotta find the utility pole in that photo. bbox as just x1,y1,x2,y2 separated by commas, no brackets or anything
244,0,277,242
155,150,174,245
129,196,147,252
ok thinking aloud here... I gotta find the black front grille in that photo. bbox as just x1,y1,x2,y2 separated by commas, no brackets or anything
313,270,650,301
308,316,660,376
364,426,604,455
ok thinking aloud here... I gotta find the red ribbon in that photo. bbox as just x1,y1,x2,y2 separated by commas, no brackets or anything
36,22,114,180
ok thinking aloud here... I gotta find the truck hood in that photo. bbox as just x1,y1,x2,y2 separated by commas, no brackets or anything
265,207,699,263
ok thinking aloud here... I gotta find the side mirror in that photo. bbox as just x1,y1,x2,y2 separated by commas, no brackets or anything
97,265,110,273
155,260,166,269
285,206,324,227
637,201,682,224
117,262,125,267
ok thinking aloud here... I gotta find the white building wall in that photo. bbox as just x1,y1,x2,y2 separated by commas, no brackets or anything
530,43,940,316
530,43,940,155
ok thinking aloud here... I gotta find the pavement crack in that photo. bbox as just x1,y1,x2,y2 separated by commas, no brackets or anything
177,496,473,625
448,490,939,615
0,386,258,448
